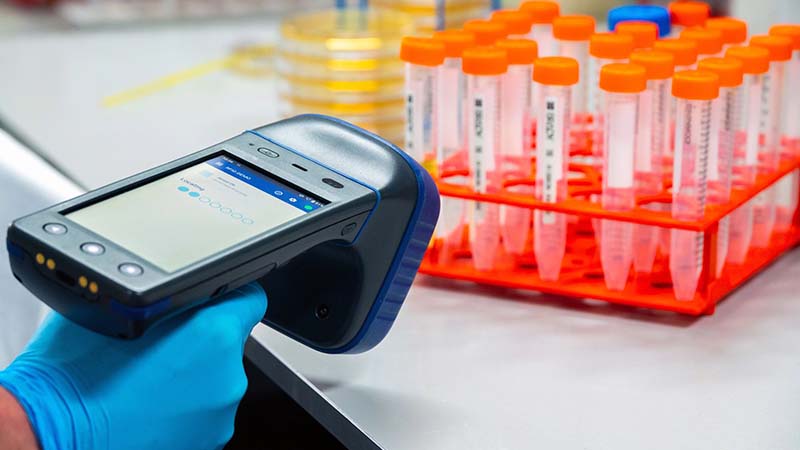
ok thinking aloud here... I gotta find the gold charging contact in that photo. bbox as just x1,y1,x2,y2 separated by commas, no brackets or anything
78,276,88,288
88,282,99,294
45,258,56,270
35,253,45,264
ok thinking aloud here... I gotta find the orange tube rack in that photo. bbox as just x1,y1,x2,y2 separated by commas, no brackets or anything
420,141,800,315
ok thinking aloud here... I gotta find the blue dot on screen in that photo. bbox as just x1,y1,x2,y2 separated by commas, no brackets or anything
178,186,189,192
189,191,200,197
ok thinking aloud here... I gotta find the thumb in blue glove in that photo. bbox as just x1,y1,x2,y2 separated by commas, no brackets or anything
0,282,267,450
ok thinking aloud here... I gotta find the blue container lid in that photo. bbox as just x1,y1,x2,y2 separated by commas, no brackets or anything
607,5,671,38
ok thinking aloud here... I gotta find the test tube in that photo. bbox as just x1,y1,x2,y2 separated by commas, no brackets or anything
670,70,719,301
464,19,509,46
552,15,596,127
588,33,635,124
432,30,476,245
706,18,748,53
697,57,744,277
532,57,579,281
629,50,675,274
667,1,709,37
491,10,533,39
615,21,659,50
681,28,724,59
770,25,800,232
723,46,769,263
599,63,647,291
400,37,446,170
496,39,538,255
770,25,800,153
652,38,699,255
520,1,560,57
462,46,508,271
749,35,791,248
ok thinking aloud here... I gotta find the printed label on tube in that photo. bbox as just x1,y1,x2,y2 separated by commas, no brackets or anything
608,100,636,188
745,82,760,166
707,97,722,181
538,95,564,224
635,90,653,173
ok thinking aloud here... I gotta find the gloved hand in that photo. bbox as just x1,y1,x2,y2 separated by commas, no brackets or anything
0,282,266,450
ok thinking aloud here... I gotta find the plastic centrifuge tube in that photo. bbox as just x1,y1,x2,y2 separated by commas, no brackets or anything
749,35,791,247
653,38,699,256
706,17,748,53
723,46,769,263
599,63,647,291
770,25,800,232
697,57,744,276
464,19,509,46
462,46,509,271
496,39,538,255
400,37,446,171
670,70,719,301
615,20,659,50
520,1,560,57
553,15,596,127
491,9,534,39
629,50,675,274
681,28,724,59
532,57,579,281
588,33,635,156
667,1,709,37
432,30,476,246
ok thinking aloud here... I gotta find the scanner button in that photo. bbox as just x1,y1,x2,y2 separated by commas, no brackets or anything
118,263,144,277
43,223,67,235
257,147,279,158
80,242,105,255
341,222,358,236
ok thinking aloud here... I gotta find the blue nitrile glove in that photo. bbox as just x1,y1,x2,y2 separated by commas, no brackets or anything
0,282,266,450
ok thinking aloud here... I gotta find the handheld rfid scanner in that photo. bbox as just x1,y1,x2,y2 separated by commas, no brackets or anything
6,115,439,353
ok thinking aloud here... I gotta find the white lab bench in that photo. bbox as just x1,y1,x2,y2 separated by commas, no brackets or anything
0,24,798,450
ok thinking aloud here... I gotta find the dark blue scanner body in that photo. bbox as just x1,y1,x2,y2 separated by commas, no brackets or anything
6,115,439,354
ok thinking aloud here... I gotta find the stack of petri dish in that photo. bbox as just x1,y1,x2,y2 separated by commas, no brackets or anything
372,0,490,32
277,9,416,145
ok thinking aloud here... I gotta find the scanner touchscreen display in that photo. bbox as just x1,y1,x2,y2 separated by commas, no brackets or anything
66,154,327,273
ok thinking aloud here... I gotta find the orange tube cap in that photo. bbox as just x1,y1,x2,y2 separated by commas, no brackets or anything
491,9,534,35
750,35,792,62
590,33,635,59
553,15,595,41
615,21,659,49
706,18,747,45
668,1,710,27
400,37,445,66
680,28,723,55
433,30,477,58
630,50,675,80
599,63,647,93
724,46,769,74
697,57,743,87
672,69,720,100
519,1,560,25
496,39,538,65
462,46,508,75
653,38,699,66
533,56,579,86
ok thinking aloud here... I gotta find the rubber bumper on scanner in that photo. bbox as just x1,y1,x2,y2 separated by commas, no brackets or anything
250,115,440,354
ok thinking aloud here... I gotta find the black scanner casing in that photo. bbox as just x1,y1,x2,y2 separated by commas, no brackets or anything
6,115,439,354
